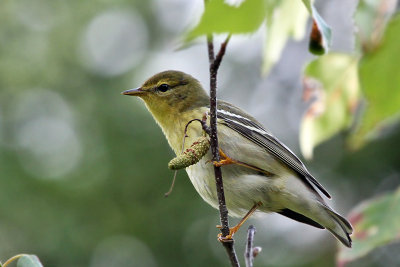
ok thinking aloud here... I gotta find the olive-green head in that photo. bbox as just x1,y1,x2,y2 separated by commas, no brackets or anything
122,70,209,117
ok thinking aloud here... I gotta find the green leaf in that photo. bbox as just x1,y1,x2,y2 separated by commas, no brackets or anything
355,0,398,52
300,54,359,159
185,0,267,41
262,0,309,74
337,187,400,265
302,0,332,55
350,14,400,148
17,255,43,267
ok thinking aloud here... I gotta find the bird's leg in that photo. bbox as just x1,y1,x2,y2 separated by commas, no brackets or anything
213,149,274,177
217,202,262,242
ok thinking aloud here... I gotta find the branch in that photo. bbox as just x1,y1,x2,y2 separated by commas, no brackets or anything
245,225,262,267
245,225,255,267
206,33,239,267
207,35,215,63
214,34,231,70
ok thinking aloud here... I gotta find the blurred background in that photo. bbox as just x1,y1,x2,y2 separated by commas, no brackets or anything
0,0,399,266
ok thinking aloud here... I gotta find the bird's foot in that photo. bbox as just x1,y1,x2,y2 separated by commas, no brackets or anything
213,149,274,176
216,202,262,242
213,149,237,167
216,225,240,243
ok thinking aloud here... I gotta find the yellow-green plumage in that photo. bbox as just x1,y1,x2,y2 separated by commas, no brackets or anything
123,70,353,248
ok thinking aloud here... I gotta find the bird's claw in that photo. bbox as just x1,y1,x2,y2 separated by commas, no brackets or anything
216,225,239,243
213,149,236,167
217,233,234,243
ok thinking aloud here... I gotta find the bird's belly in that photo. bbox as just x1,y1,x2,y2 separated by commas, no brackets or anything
186,154,286,218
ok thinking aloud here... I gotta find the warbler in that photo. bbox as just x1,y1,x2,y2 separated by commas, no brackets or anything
123,70,353,247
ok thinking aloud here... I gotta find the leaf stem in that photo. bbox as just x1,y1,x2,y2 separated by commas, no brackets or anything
2,254,25,267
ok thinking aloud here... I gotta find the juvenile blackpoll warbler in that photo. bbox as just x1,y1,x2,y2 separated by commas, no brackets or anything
123,70,353,247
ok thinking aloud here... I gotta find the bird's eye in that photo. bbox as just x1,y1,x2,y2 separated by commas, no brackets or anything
157,84,170,92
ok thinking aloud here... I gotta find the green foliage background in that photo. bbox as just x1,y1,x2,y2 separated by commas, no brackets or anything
0,0,399,266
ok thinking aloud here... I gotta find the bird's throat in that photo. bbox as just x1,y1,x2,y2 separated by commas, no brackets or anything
145,103,207,155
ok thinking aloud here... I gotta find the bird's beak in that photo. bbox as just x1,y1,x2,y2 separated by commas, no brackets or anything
121,87,146,96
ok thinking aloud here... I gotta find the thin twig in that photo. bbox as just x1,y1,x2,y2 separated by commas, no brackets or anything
165,116,211,197
206,33,239,267
207,35,215,63
184,117,211,137
164,170,178,197
245,225,256,267
214,34,232,70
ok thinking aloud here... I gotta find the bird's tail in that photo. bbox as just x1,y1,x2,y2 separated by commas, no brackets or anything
321,204,353,248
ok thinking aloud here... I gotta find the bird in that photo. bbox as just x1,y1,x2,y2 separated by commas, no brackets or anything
122,70,353,247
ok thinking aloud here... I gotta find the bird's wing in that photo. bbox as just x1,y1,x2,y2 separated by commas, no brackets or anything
216,103,331,199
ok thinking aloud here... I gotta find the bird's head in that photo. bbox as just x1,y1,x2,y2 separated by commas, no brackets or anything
122,70,209,118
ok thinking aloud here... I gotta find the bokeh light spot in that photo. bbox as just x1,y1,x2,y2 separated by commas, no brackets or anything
13,90,82,180
14,0,61,31
81,9,148,77
152,0,203,33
